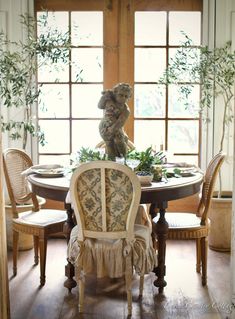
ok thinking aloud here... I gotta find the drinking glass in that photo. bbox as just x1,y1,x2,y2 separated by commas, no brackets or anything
126,159,140,170
115,157,125,165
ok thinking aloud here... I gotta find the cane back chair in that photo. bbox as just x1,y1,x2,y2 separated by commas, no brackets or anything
161,152,225,286
3,148,67,286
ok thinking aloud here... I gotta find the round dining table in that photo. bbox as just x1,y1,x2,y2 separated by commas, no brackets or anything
28,171,203,293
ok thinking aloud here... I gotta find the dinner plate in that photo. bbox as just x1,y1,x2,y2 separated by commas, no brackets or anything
179,167,197,176
180,171,196,177
166,167,197,177
32,167,65,178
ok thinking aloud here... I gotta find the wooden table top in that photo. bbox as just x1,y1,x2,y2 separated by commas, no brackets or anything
28,172,203,204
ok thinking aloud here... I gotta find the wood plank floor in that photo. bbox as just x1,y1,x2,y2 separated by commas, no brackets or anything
8,238,231,319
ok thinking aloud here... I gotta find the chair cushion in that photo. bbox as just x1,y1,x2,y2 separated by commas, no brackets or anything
13,209,67,228
68,224,156,278
165,212,202,229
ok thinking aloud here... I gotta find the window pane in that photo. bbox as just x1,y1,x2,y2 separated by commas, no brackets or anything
38,84,69,118
168,84,200,118
72,84,103,118
135,48,166,82
71,48,103,82
72,120,101,151
169,48,200,83
71,12,103,46
168,120,199,153
134,84,165,117
134,120,165,151
37,11,69,35
38,49,69,82
39,155,70,167
169,12,201,45
171,155,198,166
135,12,166,45
39,120,70,153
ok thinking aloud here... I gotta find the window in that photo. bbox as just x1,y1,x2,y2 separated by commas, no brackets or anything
134,10,201,165
35,0,202,166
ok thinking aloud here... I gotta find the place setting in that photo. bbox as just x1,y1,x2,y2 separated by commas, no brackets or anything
21,164,66,178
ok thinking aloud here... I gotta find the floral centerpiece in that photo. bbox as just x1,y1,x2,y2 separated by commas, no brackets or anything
126,146,166,182
70,147,108,171
70,146,167,182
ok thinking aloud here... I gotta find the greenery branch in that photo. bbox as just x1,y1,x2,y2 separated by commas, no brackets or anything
127,146,165,172
0,12,70,149
159,33,235,194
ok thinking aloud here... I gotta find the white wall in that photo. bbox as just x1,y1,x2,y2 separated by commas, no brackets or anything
231,7,235,318
0,0,34,157
203,0,235,315
202,0,235,191
203,1,235,314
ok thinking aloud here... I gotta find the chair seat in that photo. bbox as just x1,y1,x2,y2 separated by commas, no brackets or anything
165,212,209,240
13,210,67,228
166,212,203,229
68,224,156,278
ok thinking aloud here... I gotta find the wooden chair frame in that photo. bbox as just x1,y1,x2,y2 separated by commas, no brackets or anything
165,152,226,286
3,148,67,286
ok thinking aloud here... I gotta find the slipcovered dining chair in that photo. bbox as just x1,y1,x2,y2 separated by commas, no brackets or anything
3,148,67,286
67,161,156,316
161,152,225,286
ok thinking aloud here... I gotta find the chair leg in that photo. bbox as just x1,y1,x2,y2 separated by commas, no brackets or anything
78,276,85,313
12,229,19,276
196,238,201,273
39,236,47,286
201,237,208,286
139,275,144,297
33,236,39,265
125,255,133,316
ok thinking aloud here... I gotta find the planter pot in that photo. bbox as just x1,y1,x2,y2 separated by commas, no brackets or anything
208,191,232,252
5,197,46,251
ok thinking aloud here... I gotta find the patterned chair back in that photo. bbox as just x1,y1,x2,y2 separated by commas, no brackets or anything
70,161,141,242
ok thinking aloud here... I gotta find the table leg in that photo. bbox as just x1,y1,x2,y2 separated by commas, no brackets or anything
63,203,77,291
63,203,76,243
151,202,169,293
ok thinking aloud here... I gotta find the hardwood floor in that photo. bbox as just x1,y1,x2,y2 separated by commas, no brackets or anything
8,238,231,319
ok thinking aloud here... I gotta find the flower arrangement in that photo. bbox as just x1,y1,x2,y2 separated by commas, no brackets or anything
127,146,165,172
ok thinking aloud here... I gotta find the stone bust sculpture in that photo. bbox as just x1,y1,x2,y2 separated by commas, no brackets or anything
98,83,132,160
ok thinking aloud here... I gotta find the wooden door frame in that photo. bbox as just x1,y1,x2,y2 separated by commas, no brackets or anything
0,133,11,319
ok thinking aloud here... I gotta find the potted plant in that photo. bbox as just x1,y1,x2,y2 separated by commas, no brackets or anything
0,12,70,149
160,34,235,251
127,146,166,183
0,12,70,250
71,147,107,168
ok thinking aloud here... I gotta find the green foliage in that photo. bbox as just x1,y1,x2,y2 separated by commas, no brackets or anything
72,147,108,164
127,146,165,172
159,34,235,152
0,12,70,149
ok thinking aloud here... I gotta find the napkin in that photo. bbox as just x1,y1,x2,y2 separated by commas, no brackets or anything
21,164,63,176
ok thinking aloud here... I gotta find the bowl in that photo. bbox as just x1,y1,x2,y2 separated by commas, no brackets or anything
136,171,153,185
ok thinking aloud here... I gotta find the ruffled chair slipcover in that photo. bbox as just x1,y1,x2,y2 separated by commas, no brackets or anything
67,161,156,316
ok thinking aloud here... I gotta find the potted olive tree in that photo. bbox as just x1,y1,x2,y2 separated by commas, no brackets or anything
0,12,70,149
0,12,70,250
160,35,235,251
